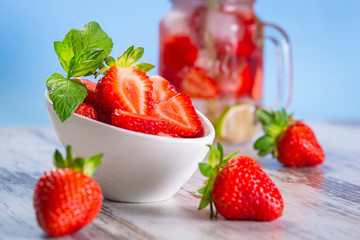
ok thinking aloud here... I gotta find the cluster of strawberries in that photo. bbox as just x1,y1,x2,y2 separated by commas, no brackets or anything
74,47,202,138
159,6,261,100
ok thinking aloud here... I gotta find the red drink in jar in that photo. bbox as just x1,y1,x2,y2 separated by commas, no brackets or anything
159,0,292,143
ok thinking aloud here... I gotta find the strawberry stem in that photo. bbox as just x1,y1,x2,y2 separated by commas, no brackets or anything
53,146,103,177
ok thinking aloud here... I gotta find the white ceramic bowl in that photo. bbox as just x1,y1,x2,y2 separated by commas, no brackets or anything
45,90,215,202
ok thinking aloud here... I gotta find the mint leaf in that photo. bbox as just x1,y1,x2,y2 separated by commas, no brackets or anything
46,73,87,122
54,21,113,78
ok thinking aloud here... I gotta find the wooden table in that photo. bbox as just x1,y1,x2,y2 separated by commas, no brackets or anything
1,121,360,240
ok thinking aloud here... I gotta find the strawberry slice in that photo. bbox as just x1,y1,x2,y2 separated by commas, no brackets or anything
111,109,169,135
96,66,153,116
157,132,181,138
76,78,97,107
181,68,219,99
162,35,198,71
150,75,177,104
151,93,202,137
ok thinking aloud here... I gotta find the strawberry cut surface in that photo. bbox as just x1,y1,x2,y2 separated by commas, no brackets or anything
150,75,177,104
95,66,153,116
111,109,169,135
151,93,202,137
181,67,219,99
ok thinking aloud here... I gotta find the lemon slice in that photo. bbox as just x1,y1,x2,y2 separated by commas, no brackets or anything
215,103,259,143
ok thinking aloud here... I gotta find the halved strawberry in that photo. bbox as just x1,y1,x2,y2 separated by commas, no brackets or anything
76,78,97,107
95,46,155,116
111,109,168,135
150,75,177,104
96,66,153,115
181,67,219,99
151,93,202,137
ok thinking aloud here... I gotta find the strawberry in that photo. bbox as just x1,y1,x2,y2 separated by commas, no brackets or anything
156,132,181,138
162,35,198,71
254,109,325,166
33,146,103,237
75,103,98,120
95,46,155,116
198,143,284,221
76,78,97,107
150,75,177,104
111,109,169,135
181,67,219,99
151,93,202,137
159,66,183,90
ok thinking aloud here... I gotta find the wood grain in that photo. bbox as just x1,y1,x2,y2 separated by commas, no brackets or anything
0,121,360,240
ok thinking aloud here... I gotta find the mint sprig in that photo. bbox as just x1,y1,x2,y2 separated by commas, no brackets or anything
53,145,103,177
198,142,239,219
47,22,113,122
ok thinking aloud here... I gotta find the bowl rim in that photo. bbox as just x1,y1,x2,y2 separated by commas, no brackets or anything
45,90,215,143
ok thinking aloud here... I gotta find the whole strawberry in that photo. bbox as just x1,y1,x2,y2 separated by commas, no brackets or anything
198,143,284,221
33,146,103,237
254,109,325,166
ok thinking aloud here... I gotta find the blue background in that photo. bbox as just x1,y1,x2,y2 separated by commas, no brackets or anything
0,0,359,125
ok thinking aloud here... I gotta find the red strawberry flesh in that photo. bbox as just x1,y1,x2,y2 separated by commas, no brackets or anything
151,93,202,137
95,66,153,116
111,109,169,135
150,75,177,104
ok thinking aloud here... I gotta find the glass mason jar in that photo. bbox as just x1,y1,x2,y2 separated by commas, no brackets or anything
159,0,293,143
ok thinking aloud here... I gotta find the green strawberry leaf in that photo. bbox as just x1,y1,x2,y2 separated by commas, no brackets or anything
54,21,113,78
256,109,272,126
53,149,65,169
208,145,220,168
117,45,134,66
198,192,211,210
105,56,116,66
52,146,103,177
83,154,103,177
254,135,275,151
74,157,85,173
221,150,240,168
133,63,155,73
46,73,87,122
124,47,144,67
199,162,212,177
197,186,207,194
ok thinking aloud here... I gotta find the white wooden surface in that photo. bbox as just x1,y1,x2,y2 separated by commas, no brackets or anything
1,121,360,240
